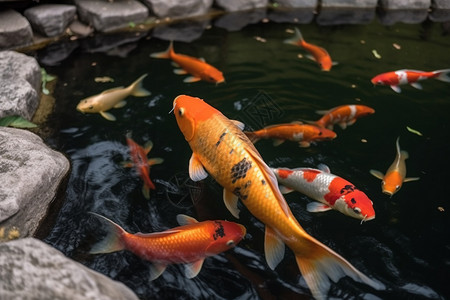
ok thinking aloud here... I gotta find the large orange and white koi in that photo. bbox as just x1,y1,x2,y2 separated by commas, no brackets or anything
172,95,383,299
314,104,375,130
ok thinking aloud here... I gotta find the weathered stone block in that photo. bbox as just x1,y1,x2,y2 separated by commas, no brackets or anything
24,4,77,37
0,10,33,50
321,0,378,8
317,8,376,25
142,0,213,18
215,0,269,12
379,0,431,9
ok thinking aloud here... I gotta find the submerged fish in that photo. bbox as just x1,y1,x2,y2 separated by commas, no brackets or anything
244,122,337,147
172,95,383,299
122,132,164,199
272,164,376,222
371,69,450,93
314,104,375,130
76,74,151,121
370,137,419,197
284,27,336,71
89,212,246,280
150,41,225,84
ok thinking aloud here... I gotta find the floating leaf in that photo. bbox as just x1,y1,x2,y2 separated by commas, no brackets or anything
372,49,381,59
393,43,401,50
94,76,115,83
0,115,37,128
129,22,136,28
406,126,423,136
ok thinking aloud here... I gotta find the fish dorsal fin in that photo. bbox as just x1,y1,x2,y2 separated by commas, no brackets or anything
185,259,205,278
176,214,198,226
100,87,124,94
223,189,240,218
134,229,182,238
265,226,285,270
149,263,167,280
189,153,208,181
290,120,303,124
369,169,385,180
317,163,330,173
315,109,330,115
231,120,245,130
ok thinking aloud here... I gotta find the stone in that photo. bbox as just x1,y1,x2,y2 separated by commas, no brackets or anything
24,4,77,37
317,8,376,25
273,0,317,7
378,9,428,25
215,9,267,31
215,0,269,12
74,0,148,33
321,0,378,8
0,9,33,50
432,0,450,9
379,0,431,10
152,21,209,42
142,0,213,18
268,0,316,23
0,128,69,238
0,238,139,300
0,51,41,120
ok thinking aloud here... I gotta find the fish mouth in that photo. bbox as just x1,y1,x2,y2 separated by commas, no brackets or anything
216,79,225,86
360,214,375,224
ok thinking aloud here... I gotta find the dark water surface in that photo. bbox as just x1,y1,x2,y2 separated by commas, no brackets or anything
41,17,450,300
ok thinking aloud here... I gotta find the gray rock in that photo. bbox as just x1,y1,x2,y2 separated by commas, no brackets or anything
273,0,317,7
215,0,269,12
321,0,377,8
0,128,69,238
215,9,267,31
152,21,209,42
268,0,316,23
142,0,213,18
432,0,450,9
379,0,431,9
0,238,139,300
0,51,41,120
378,9,428,25
75,0,148,33
0,10,33,50
24,4,77,37
317,8,376,25
429,9,450,22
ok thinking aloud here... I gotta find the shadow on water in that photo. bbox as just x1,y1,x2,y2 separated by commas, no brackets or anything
40,12,450,300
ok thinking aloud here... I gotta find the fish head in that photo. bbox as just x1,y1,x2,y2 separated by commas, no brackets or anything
320,58,333,71
205,220,246,254
173,95,219,141
342,190,376,221
202,67,225,84
316,126,337,140
76,96,98,113
356,105,375,117
381,172,403,196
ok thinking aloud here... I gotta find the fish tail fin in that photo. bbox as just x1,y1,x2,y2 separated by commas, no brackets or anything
433,69,450,82
243,131,260,144
284,27,304,46
129,74,151,97
295,237,384,299
89,212,126,254
400,150,409,160
150,41,173,59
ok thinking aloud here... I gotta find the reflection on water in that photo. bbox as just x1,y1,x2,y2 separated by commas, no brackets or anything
43,14,450,300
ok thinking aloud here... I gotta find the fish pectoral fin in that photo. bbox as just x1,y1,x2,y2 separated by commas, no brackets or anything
369,169,385,180
113,101,127,108
148,157,164,166
317,163,331,173
315,109,329,115
404,177,420,182
390,85,402,93
121,161,134,168
332,61,339,66
171,61,180,67
264,226,285,270
176,214,199,226
174,68,188,75
338,122,347,130
100,111,116,121
279,185,295,194
347,119,357,126
189,153,208,181
273,139,285,147
149,263,167,281
299,141,311,148
307,202,333,213
185,259,205,279
410,82,423,90
184,76,202,83
231,119,245,130
142,184,150,199
143,140,153,154
223,189,240,219
305,54,316,62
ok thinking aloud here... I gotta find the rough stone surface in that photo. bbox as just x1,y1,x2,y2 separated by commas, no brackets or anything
0,128,69,238
321,0,377,8
152,21,209,42
215,9,267,31
75,0,148,32
142,0,213,17
0,9,33,50
379,9,428,25
0,238,139,300
0,51,41,120
215,0,269,12
379,0,431,9
432,0,450,9
24,4,77,37
274,0,317,7
317,8,376,25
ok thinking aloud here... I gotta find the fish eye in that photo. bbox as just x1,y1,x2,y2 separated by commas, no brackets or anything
318,131,322,136
178,107,185,117
395,185,400,190
226,240,235,246
353,207,361,214
381,181,385,186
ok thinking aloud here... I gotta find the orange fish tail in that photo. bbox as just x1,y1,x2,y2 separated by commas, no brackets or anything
433,69,450,82
294,237,384,299
89,213,126,254
150,41,174,59
243,131,260,144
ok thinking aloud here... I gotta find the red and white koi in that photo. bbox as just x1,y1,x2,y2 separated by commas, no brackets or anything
371,69,450,93
314,104,375,130
272,164,375,222
370,137,419,197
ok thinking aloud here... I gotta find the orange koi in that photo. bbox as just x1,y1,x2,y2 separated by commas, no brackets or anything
150,41,225,84
122,132,164,199
244,122,336,147
284,27,335,71
314,104,375,130
89,212,246,280
370,137,419,197
172,95,383,299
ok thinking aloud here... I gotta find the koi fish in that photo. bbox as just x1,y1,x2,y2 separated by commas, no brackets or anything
150,41,225,84
76,74,151,121
272,164,375,222
284,27,336,71
370,137,419,197
244,122,337,147
89,212,246,280
371,69,450,93
122,133,164,199
314,104,375,130
172,95,383,299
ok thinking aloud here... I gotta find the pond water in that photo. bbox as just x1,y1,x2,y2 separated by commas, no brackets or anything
41,15,450,300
